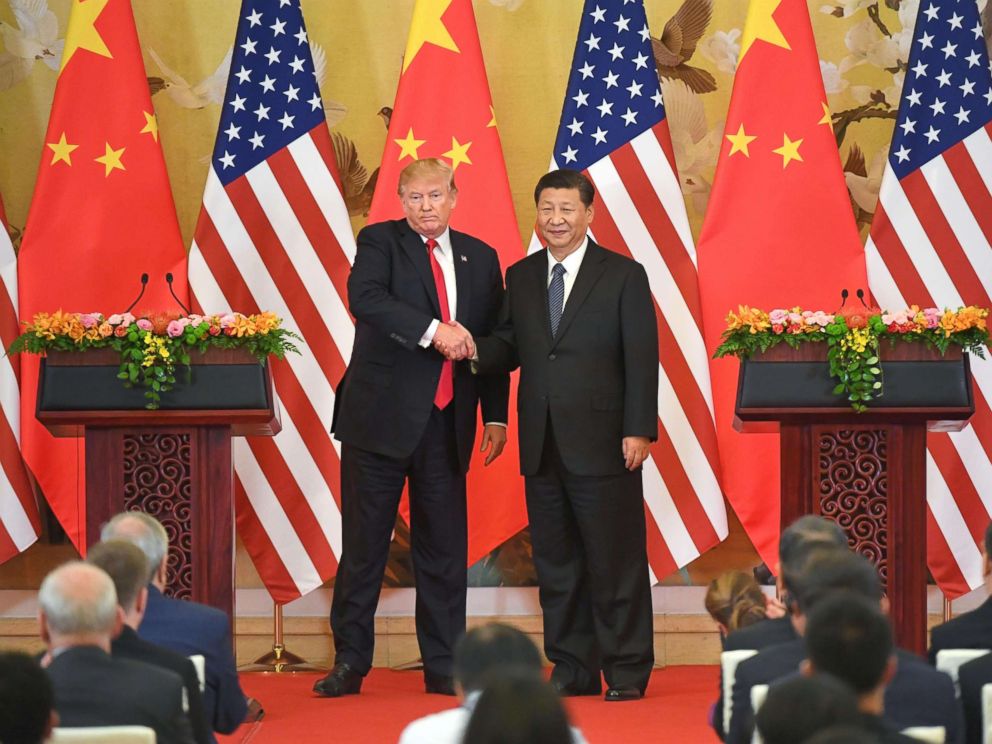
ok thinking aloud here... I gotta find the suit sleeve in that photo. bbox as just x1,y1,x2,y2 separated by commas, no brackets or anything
475,265,520,375
208,616,249,734
620,263,659,440
348,226,437,351
164,675,196,744
475,249,510,423
726,660,756,744
960,659,987,744
182,658,212,744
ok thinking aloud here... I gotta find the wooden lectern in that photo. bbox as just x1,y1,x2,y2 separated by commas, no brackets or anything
735,342,975,655
36,348,280,623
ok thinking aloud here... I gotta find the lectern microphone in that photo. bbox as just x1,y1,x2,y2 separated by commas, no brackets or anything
123,273,149,314
839,288,849,308
165,273,191,315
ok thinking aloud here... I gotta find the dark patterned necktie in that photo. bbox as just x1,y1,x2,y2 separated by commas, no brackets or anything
549,263,566,337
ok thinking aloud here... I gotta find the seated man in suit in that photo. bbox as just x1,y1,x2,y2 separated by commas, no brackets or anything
38,561,194,744
805,593,918,743
87,540,211,744
727,549,961,744
399,623,588,744
714,515,850,739
101,511,250,739
0,650,57,744
930,522,992,663
755,674,862,744
958,651,992,744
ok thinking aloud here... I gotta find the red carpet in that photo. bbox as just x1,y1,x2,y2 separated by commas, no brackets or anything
218,666,719,743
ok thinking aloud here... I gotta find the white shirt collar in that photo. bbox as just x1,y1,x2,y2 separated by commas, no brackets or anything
547,236,589,279
420,227,452,256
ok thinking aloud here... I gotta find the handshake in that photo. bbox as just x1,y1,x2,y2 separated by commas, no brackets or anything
432,320,476,361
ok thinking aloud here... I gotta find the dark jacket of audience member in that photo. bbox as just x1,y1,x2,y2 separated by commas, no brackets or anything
755,674,862,744
0,651,54,744
957,651,992,744
929,597,992,664
462,669,573,744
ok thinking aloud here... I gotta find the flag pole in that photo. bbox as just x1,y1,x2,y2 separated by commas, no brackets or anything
241,604,324,673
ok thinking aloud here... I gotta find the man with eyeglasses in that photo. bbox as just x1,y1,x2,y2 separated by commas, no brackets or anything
314,158,509,698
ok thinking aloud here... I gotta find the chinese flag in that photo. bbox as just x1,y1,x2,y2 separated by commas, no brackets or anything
17,0,188,552
696,0,867,567
368,0,527,563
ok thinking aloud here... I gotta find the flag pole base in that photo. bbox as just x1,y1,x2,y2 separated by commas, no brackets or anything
240,604,325,674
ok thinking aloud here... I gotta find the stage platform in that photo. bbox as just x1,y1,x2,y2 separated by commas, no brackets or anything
217,666,721,744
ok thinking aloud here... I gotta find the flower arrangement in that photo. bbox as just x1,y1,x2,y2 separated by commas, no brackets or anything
714,304,989,412
8,310,302,409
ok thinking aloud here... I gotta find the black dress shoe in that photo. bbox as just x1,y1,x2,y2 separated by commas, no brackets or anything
313,663,363,697
551,679,602,697
424,670,456,696
604,686,643,701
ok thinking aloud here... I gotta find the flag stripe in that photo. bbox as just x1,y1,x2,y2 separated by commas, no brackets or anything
942,141,992,262
926,507,970,596
927,434,989,545
233,478,306,600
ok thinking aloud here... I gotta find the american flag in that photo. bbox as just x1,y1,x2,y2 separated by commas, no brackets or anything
866,0,992,597
188,0,355,603
0,197,39,563
535,0,728,578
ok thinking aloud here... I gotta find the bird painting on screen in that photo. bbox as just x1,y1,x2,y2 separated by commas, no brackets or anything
651,0,717,94
0,0,63,90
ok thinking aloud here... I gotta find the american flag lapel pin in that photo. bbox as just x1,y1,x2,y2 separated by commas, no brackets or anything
460,254,468,262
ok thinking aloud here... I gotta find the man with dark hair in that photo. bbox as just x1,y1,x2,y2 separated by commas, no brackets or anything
805,593,917,742
726,550,960,744
398,623,587,744
87,540,211,744
462,168,659,702
754,674,862,744
929,522,992,663
38,561,194,743
0,651,56,744
714,516,849,739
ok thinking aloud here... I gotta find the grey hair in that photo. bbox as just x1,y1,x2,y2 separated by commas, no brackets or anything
100,512,169,583
38,561,118,635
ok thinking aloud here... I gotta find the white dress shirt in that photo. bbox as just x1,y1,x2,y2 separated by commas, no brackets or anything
546,236,589,310
417,228,457,347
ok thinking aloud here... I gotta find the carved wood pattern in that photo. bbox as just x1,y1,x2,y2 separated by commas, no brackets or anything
122,433,193,600
817,428,889,588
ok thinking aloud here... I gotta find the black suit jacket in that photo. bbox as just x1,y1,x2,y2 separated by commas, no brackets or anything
333,219,509,473
138,585,246,737
958,651,992,744
46,645,194,744
929,597,992,664
113,625,211,744
475,240,658,476
727,645,962,744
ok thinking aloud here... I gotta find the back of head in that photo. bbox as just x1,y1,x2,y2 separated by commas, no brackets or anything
778,516,849,576
453,623,542,693
805,592,893,695
101,511,168,583
785,548,882,616
755,674,862,744
0,651,53,744
86,540,149,612
705,570,767,630
38,561,118,637
463,669,572,744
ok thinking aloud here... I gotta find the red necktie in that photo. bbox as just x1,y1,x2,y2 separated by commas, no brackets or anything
427,238,454,409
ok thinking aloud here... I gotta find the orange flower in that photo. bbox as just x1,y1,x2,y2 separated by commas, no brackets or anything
98,322,114,338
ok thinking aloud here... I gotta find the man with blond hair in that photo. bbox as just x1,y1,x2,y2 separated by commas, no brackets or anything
38,561,193,743
315,158,509,697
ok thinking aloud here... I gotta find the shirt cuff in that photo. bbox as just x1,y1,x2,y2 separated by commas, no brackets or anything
483,422,507,427
418,319,440,348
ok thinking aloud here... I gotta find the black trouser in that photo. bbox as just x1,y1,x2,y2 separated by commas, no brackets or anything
330,405,467,676
525,419,654,693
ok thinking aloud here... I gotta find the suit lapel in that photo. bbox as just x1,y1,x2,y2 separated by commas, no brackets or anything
401,222,442,317
529,249,553,347
451,232,471,323
551,241,607,349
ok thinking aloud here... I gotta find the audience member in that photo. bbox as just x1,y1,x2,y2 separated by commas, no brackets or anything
101,511,251,739
399,623,587,744
714,515,849,740
755,674,862,744
38,561,194,743
929,522,992,663
805,593,917,743
462,668,573,744
88,539,211,744
0,650,56,744
706,570,768,638
806,726,883,744
956,651,992,744
726,549,960,744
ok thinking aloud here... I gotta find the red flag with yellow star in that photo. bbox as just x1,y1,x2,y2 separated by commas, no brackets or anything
696,0,867,567
17,0,188,552
367,0,527,563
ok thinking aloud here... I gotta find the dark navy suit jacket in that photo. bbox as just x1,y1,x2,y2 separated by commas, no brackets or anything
929,597,992,664
138,586,247,739
958,652,992,744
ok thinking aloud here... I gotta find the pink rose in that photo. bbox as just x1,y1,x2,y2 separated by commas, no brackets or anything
166,320,185,337
787,312,803,325
136,319,153,331
923,308,941,329
809,311,833,327
769,309,788,325
219,313,237,328
80,313,100,329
